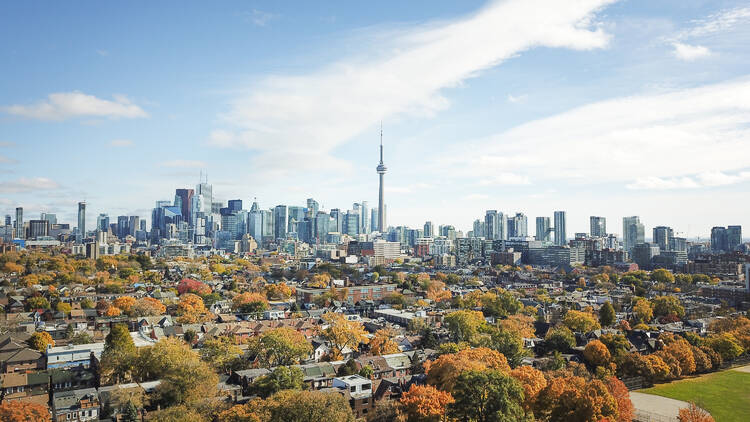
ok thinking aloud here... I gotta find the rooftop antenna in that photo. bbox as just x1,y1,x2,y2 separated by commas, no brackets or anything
379,121,383,164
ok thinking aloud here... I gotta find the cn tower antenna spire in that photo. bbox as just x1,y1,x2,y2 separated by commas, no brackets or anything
376,121,387,233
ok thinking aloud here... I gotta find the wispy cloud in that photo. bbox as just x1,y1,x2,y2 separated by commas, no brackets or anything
507,94,528,104
96,49,109,57
627,171,750,190
211,0,617,174
679,7,750,39
109,139,134,147
2,91,148,121
672,42,711,61
438,78,750,190
161,159,207,168
0,177,60,193
241,9,277,27
387,183,435,194
463,193,489,200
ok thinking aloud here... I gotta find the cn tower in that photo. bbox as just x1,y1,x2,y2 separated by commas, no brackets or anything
376,124,387,232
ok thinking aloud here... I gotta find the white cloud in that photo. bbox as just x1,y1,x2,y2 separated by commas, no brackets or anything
437,78,750,190
109,139,134,147
211,0,616,173
2,91,147,121
507,94,528,103
672,42,711,61
0,177,60,193
479,173,531,186
388,183,435,194
161,160,207,168
242,9,277,27
680,7,750,39
463,193,490,200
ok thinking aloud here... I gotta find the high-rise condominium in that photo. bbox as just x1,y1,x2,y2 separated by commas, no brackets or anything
652,226,673,251
554,211,566,246
77,202,86,244
536,217,551,242
15,207,23,239
590,216,607,237
623,216,645,252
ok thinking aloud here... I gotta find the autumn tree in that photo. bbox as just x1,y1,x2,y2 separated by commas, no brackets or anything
652,295,685,319
400,384,454,422
545,326,576,353
584,340,612,368
606,376,634,422
563,310,601,333
112,296,136,313
28,331,55,352
510,365,547,411
264,282,293,300
536,376,618,422
242,389,355,422
370,327,401,355
425,280,451,303
232,292,270,314
177,278,211,296
101,323,137,384
246,327,312,366
651,269,675,284
424,347,510,392
26,296,50,310
321,312,369,359
599,301,616,327
176,293,212,323
678,402,715,422
130,297,166,316
632,298,653,324
56,301,72,315
309,273,332,288
0,401,51,422
498,314,536,338
450,370,526,422
444,310,486,344
200,336,243,374
705,333,744,361
1,261,24,274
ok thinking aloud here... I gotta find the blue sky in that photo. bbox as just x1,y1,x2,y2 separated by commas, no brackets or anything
1,0,749,238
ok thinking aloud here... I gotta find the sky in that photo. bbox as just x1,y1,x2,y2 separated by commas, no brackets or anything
1,0,749,239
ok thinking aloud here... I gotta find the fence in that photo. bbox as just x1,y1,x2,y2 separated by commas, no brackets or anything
633,409,678,422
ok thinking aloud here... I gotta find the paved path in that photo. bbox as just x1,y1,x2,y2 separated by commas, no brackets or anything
630,392,693,421
731,364,750,373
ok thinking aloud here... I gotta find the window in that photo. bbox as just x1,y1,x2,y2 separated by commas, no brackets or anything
363,383,371,391
350,386,356,392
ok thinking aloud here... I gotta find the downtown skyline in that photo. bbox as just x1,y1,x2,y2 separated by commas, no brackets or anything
1,0,750,236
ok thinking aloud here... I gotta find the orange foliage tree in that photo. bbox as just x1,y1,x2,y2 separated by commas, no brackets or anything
176,293,211,323
584,339,612,368
424,347,510,392
425,280,451,303
510,365,547,410
130,297,167,316
370,328,401,356
536,375,619,422
112,296,136,313
606,376,634,422
400,384,454,422
0,401,52,422
678,402,715,422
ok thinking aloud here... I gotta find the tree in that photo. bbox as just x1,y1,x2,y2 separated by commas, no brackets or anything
400,384,454,422
26,296,50,310
424,347,510,392
28,331,54,352
706,333,744,361
200,336,243,374
155,359,218,406
563,310,600,333
0,401,52,422
149,405,205,422
70,331,94,345
425,280,451,303
651,269,675,284
246,327,312,366
121,400,139,422
584,340,612,368
130,297,166,316
249,366,304,398
652,295,685,319
483,327,527,368
450,370,526,422
444,310,486,343
309,273,332,288
599,302,616,327
80,298,95,309
545,326,576,353
498,314,536,338
243,389,355,422
599,333,630,359
632,298,653,324
606,376,634,422
55,301,72,315
536,376,618,422
177,293,212,323
177,278,211,295
112,296,136,313
510,366,547,411
370,328,401,355
101,323,137,384
484,289,522,318
2,261,24,274
233,292,270,314
321,312,369,359
661,337,697,376
678,402,715,422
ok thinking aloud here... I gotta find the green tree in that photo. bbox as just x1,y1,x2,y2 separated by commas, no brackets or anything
444,310,486,344
200,336,243,374
483,327,527,368
651,269,675,284
450,370,526,422
121,401,139,422
599,302,615,327
101,323,137,384
155,359,218,407
249,366,304,398
652,296,685,318
545,326,576,353
246,327,313,367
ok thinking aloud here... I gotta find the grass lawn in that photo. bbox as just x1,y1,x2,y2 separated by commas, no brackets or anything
640,369,750,422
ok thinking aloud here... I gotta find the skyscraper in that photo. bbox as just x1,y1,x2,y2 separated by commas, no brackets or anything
77,202,86,244
590,216,607,237
623,216,645,252
728,225,742,251
652,226,673,252
4,215,10,226
14,207,23,239
485,210,498,240
554,211,566,246
97,214,110,232
376,125,387,232
424,221,434,238
273,205,288,240
509,213,527,238
536,217,551,242
117,216,129,239
361,201,370,234
174,188,194,223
